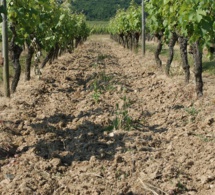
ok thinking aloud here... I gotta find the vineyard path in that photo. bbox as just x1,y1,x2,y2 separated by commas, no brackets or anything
0,35,215,195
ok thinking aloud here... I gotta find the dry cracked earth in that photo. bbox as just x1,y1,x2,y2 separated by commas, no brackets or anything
0,35,215,195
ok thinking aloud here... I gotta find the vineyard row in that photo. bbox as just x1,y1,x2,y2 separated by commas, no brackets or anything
0,0,90,94
108,0,215,98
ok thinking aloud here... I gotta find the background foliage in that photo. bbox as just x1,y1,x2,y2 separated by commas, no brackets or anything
70,0,142,21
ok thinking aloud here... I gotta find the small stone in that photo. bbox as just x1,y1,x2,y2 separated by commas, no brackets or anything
201,176,209,184
188,191,197,195
0,179,10,186
208,175,215,182
178,156,186,163
167,143,173,151
103,131,108,136
107,175,113,180
50,158,61,167
58,166,67,172
19,183,33,194
117,85,122,92
120,174,125,180
90,156,96,164
18,122,24,130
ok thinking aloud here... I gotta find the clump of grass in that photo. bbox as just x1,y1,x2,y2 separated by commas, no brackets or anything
97,53,110,62
91,71,115,104
203,60,215,75
184,106,199,123
87,21,109,35
113,96,133,131
196,134,215,143
184,106,199,116
92,80,101,104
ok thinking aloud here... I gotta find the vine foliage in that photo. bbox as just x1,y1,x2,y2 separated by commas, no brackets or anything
3,0,90,92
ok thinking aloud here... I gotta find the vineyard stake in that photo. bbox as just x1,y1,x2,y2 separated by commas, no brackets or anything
142,0,146,56
1,0,10,97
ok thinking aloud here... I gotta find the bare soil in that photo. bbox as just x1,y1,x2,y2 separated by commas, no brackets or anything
0,35,215,195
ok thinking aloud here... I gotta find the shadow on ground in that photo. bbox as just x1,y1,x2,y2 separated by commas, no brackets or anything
30,114,125,165
28,109,168,166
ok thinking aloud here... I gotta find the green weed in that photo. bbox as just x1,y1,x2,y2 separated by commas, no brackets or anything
176,181,188,193
92,91,101,104
97,53,110,61
92,80,101,103
91,71,115,103
87,21,109,35
196,134,215,143
113,96,133,131
90,71,115,93
203,60,215,75
184,106,199,116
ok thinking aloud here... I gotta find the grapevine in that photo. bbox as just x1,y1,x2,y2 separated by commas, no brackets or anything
108,1,141,50
4,0,90,92
145,0,215,97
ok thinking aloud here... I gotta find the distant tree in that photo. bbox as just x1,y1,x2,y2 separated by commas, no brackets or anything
71,0,142,21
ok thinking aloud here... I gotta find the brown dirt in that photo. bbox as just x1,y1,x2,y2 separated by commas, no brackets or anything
0,35,215,195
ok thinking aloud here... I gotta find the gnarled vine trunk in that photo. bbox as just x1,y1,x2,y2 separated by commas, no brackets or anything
119,33,125,48
192,41,203,97
53,43,59,61
41,47,54,68
134,32,140,51
154,32,163,67
125,35,129,49
25,44,34,81
165,32,178,75
9,25,23,93
75,37,81,48
178,36,190,84
129,33,133,50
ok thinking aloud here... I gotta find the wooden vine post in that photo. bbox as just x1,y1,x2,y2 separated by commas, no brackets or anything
142,0,145,56
1,0,10,97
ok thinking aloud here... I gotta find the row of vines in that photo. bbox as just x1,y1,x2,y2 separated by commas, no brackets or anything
1,0,90,93
108,0,215,98
108,1,142,50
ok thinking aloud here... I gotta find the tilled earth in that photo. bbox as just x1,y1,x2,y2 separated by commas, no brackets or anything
0,35,215,195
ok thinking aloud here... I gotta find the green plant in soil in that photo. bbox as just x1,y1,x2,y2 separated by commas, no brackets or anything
184,106,199,123
176,181,188,193
196,134,215,143
92,80,101,104
184,106,199,116
113,96,133,131
97,53,110,62
90,70,115,99
87,21,109,35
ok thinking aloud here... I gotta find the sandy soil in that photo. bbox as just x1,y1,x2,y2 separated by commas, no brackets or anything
0,35,215,195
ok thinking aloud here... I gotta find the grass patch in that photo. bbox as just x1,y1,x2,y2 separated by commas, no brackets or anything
87,21,109,34
0,50,47,84
0,55,26,82
184,106,199,116
145,41,215,74
203,60,215,75
146,42,192,62
90,70,115,104
196,134,215,143
113,96,134,131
